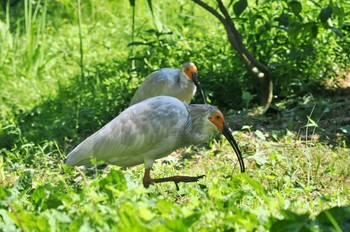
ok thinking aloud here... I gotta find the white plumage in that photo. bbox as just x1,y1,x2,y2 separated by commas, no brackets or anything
129,62,206,106
65,96,244,188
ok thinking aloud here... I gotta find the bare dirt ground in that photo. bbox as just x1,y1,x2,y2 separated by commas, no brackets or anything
226,75,350,146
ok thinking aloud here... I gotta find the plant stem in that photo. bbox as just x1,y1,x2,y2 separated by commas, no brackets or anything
77,0,84,80
131,2,135,69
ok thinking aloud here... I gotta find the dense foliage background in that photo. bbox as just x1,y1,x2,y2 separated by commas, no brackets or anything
0,0,349,231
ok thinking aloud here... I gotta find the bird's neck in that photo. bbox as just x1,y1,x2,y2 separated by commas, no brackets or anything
182,110,218,146
178,72,195,89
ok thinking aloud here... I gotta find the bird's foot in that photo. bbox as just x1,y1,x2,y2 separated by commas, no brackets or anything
143,174,205,191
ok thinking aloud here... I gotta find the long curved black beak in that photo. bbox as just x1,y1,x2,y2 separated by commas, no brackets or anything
192,73,206,104
221,123,245,173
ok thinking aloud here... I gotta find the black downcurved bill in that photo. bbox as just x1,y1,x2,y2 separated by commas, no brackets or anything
222,123,245,173
192,73,206,104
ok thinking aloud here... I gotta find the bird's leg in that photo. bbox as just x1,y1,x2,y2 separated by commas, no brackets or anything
143,168,205,190
143,168,153,189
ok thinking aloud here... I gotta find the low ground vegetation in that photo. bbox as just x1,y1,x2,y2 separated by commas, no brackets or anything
1,0,349,231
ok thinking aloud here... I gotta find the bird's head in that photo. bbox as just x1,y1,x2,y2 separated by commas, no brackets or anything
183,62,198,81
182,62,206,104
208,109,245,173
208,110,225,132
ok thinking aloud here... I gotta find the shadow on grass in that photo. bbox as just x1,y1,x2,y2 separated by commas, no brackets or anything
225,89,350,146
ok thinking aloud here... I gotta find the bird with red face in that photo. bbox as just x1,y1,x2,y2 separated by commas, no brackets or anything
65,96,245,189
130,62,206,106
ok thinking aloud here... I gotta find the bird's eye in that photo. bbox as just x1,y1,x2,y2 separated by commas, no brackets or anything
216,115,221,120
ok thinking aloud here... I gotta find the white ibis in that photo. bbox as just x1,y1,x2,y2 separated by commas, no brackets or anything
65,96,244,189
129,62,206,106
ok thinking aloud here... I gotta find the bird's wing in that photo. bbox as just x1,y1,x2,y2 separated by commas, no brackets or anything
130,68,179,105
65,96,188,167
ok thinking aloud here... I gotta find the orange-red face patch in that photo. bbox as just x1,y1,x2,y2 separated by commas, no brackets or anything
184,63,198,80
208,110,224,132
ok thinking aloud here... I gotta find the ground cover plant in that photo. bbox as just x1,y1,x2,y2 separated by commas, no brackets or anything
1,0,350,231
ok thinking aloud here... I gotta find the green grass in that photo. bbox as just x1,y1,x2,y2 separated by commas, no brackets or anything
1,130,350,230
1,0,350,231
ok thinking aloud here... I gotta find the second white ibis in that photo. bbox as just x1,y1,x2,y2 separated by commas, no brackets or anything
130,62,206,106
65,96,244,189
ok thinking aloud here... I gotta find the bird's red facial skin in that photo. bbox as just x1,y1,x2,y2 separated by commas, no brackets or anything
208,111,224,132
184,64,197,81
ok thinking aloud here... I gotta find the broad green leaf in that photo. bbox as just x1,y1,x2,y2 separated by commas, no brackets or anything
323,107,330,113
242,174,265,196
233,0,248,17
311,25,318,38
156,199,177,217
146,0,163,31
277,13,290,27
242,91,254,101
146,0,154,16
290,1,302,15
253,153,268,166
99,170,127,200
129,0,135,6
183,213,201,227
339,125,350,134
255,130,266,140
15,170,34,192
31,184,64,211
280,210,310,221
306,116,318,127
164,218,187,231
0,209,17,231
330,27,343,37
271,211,311,231
316,206,350,231
15,210,44,231
242,125,252,132
31,185,46,206
51,210,72,223
0,186,10,199
320,7,332,24
79,219,93,232
270,220,308,232
138,205,155,221
46,195,64,210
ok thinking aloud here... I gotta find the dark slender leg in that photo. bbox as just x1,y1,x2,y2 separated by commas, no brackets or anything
143,168,205,190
